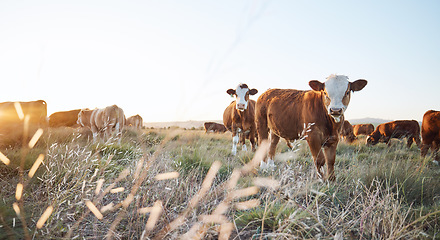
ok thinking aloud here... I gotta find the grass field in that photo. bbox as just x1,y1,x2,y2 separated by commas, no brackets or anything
0,127,439,239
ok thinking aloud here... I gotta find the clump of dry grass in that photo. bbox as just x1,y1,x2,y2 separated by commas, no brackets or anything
0,126,439,239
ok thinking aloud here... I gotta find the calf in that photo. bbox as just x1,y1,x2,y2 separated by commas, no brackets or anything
421,110,440,161
255,74,367,180
366,120,421,148
204,122,227,133
126,114,143,129
353,124,374,136
340,120,356,143
223,83,258,155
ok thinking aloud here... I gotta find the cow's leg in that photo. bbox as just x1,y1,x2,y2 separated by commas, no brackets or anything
407,137,413,148
240,130,247,152
249,130,257,151
308,139,325,179
421,143,430,158
265,132,279,168
256,114,269,167
256,115,269,146
91,125,99,142
115,122,122,143
414,136,422,148
432,142,440,162
231,126,239,156
323,145,337,181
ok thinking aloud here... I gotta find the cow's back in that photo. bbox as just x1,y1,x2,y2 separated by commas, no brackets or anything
49,109,82,127
257,88,325,141
353,124,374,136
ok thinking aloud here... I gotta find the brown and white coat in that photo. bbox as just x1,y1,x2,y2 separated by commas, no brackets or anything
255,75,367,180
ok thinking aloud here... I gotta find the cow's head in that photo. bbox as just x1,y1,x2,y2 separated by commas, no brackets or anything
227,83,258,111
366,130,381,145
309,75,367,123
77,109,93,127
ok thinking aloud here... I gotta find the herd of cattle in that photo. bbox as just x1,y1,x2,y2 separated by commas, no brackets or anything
0,100,143,143
216,74,439,180
2,74,439,180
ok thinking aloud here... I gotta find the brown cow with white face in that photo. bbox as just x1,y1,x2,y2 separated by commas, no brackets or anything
353,124,374,136
421,110,440,162
223,83,258,155
256,74,367,180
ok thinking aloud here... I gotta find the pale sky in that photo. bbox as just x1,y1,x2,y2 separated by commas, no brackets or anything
1,0,439,122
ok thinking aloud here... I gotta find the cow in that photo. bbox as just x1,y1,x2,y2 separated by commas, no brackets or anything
223,83,258,155
340,120,356,143
255,74,367,180
49,109,86,128
204,122,227,133
353,124,374,136
0,100,48,146
420,110,440,161
366,120,421,148
0,100,47,127
78,105,125,142
126,114,143,129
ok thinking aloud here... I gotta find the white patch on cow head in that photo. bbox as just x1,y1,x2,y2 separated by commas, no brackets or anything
235,84,250,111
310,75,367,123
323,75,350,122
227,83,258,112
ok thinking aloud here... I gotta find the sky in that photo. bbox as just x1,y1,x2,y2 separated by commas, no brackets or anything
0,0,439,122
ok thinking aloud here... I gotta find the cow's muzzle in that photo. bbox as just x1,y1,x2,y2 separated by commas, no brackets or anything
330,107,343,116
236,103,246,111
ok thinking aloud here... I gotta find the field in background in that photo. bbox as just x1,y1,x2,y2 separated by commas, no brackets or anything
0,126,439,239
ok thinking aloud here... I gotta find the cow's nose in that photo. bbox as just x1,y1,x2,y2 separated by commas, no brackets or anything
330,108,343,116
237,103,245,109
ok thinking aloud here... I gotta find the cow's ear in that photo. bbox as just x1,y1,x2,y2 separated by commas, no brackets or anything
226,89,235,96
249,88,258,95
350,79,367,92
309,80,324,91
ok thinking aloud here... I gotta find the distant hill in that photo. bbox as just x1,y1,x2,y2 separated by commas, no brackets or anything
144,117,419,129
143,120,222,129
347,118,392,127
348,118,422,127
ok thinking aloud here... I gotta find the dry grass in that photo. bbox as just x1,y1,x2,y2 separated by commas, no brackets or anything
0,127,439,239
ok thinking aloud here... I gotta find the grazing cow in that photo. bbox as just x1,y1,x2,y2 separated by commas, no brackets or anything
78,105,126,142
420,110,440,161
0,100,48,127
0,100,48,146
223,83,258,155
340,120,356,143
49,109,86,128
126,114,143,129
204,122,227,133
256,74,367,180
366,120,421,148
353,124,374,136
